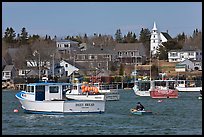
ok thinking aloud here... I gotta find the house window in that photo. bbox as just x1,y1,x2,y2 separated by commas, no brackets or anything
89,55,95,60
118,52,122,57
153,40,155,43
5,72,10,76
64,44,69,48
82,55,86,60
65,64,68,67
131,52,134,57
104,55,109,58
66,71,68,76
154,35,155,38
189,52,194,56
22,71,25,75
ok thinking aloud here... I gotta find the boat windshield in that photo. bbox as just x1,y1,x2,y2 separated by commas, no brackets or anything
136,81,150,91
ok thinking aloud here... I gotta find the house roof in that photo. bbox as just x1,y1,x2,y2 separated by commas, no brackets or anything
56,39,79,44
160,32,172,40
62,59,86,70
168,48,202,52
7,48,19,59
3,65,15,71
115,43,146,56
78,46,116,55
26,69,39,76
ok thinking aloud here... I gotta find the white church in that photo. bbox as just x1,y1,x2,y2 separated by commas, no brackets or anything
150,22,172,56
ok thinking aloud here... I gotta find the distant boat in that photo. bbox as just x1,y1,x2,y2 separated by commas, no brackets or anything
66,82,120,101
175,80,202,92
15,81,105,114
133,80,151,96
93,83,120,101
150,80,178,98
130,108,152,115
133,79,178,98
66,83,105,101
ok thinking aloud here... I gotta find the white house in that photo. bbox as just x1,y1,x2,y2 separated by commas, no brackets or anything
18,69,31,77
2,65,16,81
60,60,79,77
168,49,202,62
56,40,79,53
175,59,202,72
150,22,172,56
26,60,51,68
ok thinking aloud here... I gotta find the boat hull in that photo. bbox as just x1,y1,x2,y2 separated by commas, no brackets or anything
176,87,202,92
66,94,105,101
16,91,105,114
18,99,105,114
150,89,178,98
104,93,120,101
134,90,150,96
130,109,152,115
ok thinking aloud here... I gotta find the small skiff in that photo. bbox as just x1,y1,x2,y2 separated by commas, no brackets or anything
130,108,152,115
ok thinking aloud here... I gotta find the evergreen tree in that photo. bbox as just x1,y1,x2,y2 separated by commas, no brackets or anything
139,28,151,43
115,29,123,43
139,28,151,56
20,27,28,45
3,27,16,43
131,33,137,43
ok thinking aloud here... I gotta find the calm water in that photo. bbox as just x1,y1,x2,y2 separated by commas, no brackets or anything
2,89,202,135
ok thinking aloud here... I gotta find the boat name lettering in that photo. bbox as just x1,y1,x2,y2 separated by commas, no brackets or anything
76,103,94,106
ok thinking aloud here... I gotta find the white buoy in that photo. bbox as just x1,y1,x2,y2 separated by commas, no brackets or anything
158,100,163,103
13,109,19,113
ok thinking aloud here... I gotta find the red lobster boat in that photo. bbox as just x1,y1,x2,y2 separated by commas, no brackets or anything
150,80,178,98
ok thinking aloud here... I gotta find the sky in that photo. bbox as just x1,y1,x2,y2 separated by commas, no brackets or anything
2,2,202,39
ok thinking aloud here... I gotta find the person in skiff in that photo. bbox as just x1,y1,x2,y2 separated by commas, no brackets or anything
136,102,145,111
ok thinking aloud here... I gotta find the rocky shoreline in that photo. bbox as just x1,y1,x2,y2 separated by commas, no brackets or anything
2,81,15,90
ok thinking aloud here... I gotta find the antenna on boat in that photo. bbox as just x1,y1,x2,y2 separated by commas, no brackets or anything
150,51,151,82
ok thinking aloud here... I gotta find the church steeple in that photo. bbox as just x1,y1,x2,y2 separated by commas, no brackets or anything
150,21,160,56
152,22,157,31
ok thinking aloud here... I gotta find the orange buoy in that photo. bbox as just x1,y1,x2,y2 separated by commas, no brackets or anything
88,87,91,92
93,87,99,93
85,86,88,92
81,85,85,89
13,109,19,113
82,88,86,92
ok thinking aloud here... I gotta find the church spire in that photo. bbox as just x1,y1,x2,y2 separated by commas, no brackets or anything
152,22,157,31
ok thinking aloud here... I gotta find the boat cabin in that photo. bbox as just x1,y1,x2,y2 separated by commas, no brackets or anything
24,82,71,101
153,80,176,90
135,80,151,91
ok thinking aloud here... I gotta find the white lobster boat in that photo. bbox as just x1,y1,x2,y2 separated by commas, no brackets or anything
15,82,105,114
66,83,119,101
93,83,120,101
133,80,151,96
66,83,105,101
175,80,202,92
